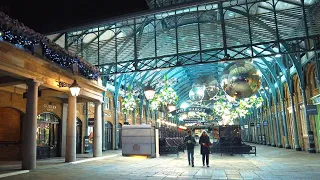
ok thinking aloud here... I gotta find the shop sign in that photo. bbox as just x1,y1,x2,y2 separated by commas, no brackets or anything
44,103,57,111
84,136,91,153
184,119,198,124
174,107,212,114
263,121,268,126
244,125,248,128
88,118,94,126
256,123,260,128
306,105,318,115
250,122,255,126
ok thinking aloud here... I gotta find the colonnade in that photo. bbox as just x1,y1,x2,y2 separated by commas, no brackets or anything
22,80,103,170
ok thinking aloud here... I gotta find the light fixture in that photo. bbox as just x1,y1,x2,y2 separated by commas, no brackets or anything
167,104,176,112
180,102,189,109
275,54,281,58
69,80,81,97
144,85,156,100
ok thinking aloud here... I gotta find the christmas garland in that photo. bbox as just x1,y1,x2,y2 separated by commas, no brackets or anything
0,12,100,80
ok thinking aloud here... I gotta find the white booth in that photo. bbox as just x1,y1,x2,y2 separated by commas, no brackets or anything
121,125,159,158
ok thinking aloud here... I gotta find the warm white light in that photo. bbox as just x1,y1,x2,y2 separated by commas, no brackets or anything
197,89,204,96
144,85,156,100
182,114,188,119
168,104,176,112
256,70,262,77
180,102,189,109
70,80,81,97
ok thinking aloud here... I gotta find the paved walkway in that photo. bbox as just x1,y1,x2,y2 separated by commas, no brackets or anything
1,144,320,179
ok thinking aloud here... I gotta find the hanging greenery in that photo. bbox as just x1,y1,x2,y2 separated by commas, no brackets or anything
122,86,137,114
212,94,264,125
150,94,161,110
158,74,178,106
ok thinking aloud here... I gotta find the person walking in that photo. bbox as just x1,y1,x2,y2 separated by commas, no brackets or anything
184,130,196,167
199,130,211,167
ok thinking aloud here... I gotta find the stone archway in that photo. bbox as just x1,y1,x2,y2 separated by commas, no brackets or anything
36,112,61,159
0,107,24,160
293,74,306,150
304,63,319,152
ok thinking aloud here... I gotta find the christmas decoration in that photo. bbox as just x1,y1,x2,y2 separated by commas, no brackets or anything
0,12,100,80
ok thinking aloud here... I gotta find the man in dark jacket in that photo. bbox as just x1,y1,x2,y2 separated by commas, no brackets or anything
184,130,196,167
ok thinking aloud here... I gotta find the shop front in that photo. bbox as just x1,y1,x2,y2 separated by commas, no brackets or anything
36,112,61,159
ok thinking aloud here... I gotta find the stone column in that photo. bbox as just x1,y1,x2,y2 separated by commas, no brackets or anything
22,80,40,170
66,95,77,162
290,93,301,150
94,102,102,157
268,104,276,146
61,103,68,157
102,103,106,151
301,86,316,153
281,98,291,149
274,102,282,148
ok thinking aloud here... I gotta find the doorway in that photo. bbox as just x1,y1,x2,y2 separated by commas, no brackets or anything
76,118,82,154
36,113,60,159
105,121,113,150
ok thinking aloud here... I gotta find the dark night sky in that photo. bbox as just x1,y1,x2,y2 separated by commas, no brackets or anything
1,0,149,34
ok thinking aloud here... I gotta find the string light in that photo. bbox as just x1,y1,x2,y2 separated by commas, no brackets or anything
0,12,100,80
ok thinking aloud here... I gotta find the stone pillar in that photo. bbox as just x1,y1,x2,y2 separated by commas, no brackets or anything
102,103,106,151
22,80,40,170
281,98,291,149
301,87,316,153
94,102,102,157
61,103,68,157
268,104,276,147
113,95,119,150
290,93,301,151
66,95,77,162
274,102,282,148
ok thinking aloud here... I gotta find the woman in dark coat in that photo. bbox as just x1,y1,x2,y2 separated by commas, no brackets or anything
199,130,210,167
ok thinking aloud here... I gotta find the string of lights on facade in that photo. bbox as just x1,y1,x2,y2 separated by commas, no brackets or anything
0,12,100,80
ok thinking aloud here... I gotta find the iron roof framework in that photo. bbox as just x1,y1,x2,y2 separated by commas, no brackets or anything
60,0,320,104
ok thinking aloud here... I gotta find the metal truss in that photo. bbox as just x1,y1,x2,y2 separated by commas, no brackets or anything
59,0,320,104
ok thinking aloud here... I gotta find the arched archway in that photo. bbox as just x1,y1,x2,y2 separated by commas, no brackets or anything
304,63,319,152
283,83,293,148
0,107,24,160
36,112,61,159
293,74,306,150
105,121,113,150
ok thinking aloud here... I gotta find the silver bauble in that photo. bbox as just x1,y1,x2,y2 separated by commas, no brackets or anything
221,61,261,99
189,84,205,101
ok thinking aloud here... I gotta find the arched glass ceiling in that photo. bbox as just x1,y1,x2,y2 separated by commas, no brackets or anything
46,0,320,103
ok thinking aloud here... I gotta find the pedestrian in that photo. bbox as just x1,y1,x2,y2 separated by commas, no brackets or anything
184,130,196,167
199,130,211,167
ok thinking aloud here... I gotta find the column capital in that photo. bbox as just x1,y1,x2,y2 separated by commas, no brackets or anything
94,101,103,105
26,79,42,87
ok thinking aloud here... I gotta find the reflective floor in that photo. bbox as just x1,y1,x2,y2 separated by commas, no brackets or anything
2,144,320,180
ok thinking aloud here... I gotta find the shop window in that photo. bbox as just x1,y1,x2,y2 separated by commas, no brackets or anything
105,97,110,110
36,113,59,147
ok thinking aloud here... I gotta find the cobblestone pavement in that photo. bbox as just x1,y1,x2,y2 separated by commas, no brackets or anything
2,143,320,180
